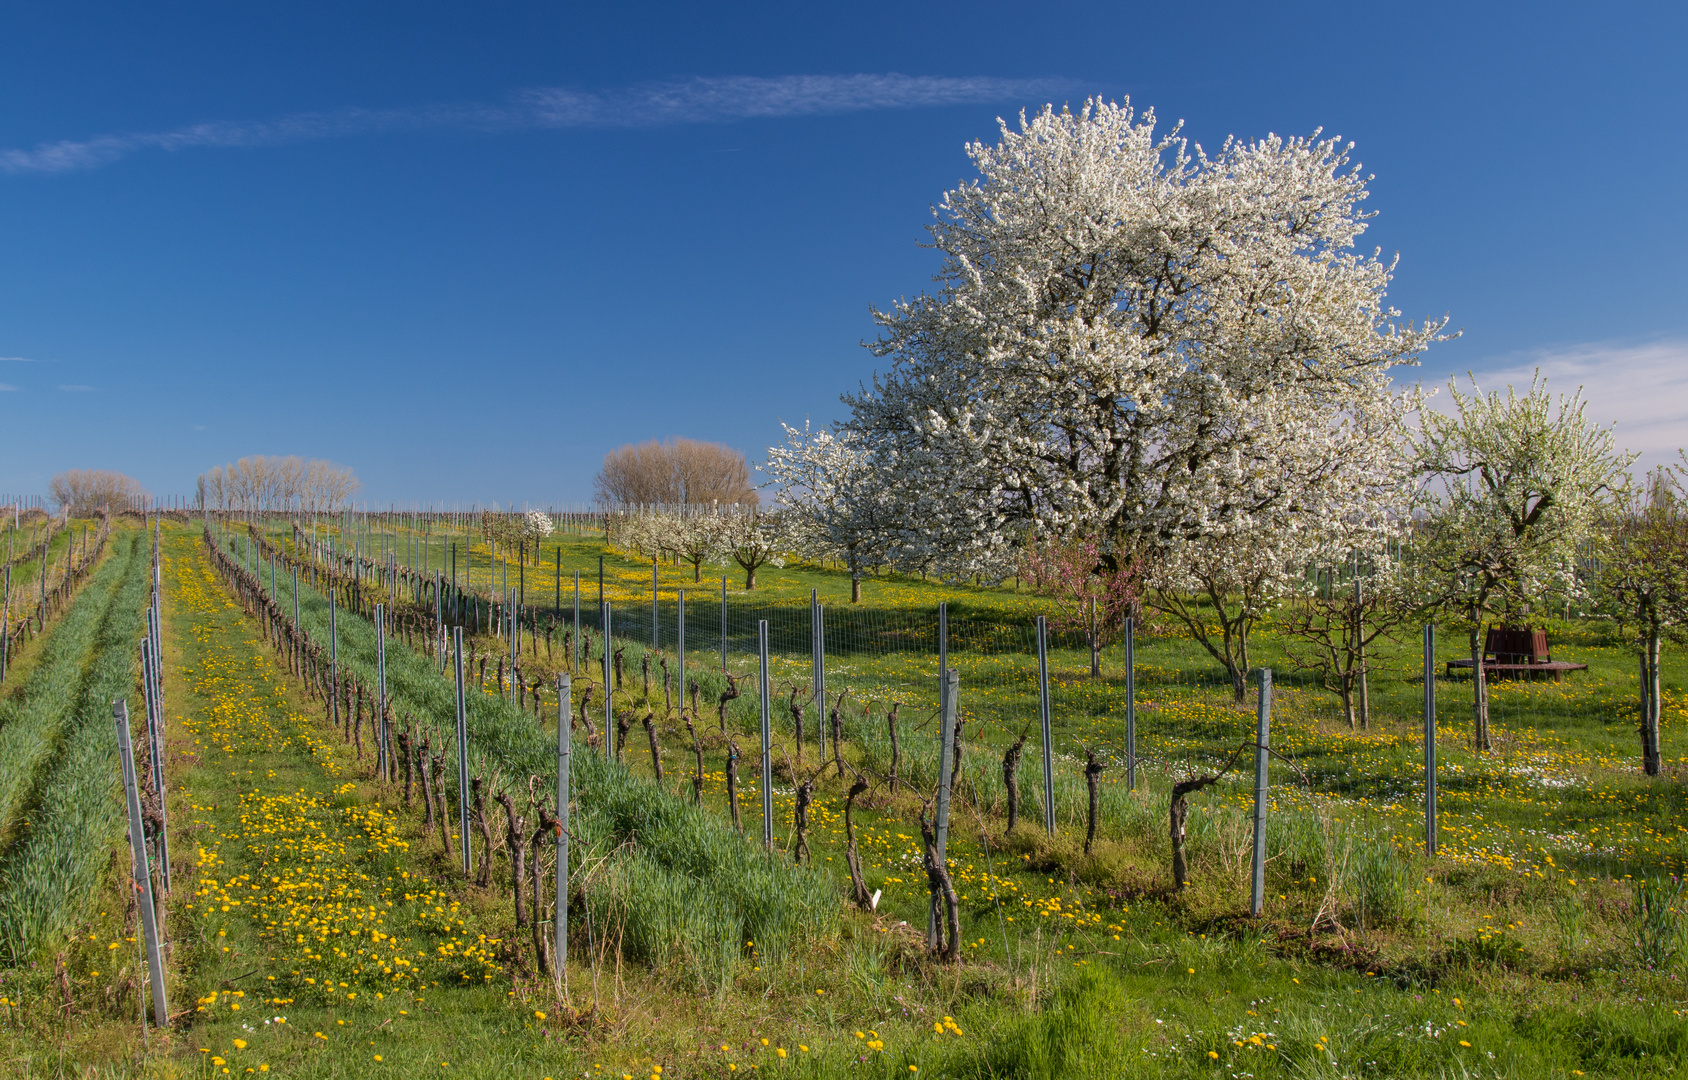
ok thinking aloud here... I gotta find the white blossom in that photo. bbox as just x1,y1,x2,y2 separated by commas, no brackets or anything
844,98,1444,577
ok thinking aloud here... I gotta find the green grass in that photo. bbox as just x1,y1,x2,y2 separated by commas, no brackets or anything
0,531,150,963
5,520,1688,1077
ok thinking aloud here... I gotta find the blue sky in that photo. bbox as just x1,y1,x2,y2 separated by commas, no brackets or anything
1,1,1684,505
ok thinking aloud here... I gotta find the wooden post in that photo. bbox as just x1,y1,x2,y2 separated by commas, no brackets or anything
114,699,169,1028
677,590,686,703
1249,669,1272,917
721,575,728,672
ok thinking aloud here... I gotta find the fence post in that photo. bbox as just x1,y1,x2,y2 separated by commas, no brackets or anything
453,627,471,877
1124,616,1136,792
759,618,773,851
114,699,169,1028
815,594,827,756
677,590,686,702
1424,623,1438,856
1250,668,1272,917
292,568,300,628
652,556,659,650
555,671,571,996
930,667,960,948
140,639,171,893
1037,615,1055,835
572,571,580,673
376,604,388,780
329,589,339,732
721,576,728,672
602,603,613,752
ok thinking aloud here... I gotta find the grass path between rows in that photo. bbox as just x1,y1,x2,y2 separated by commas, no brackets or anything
161,527,580,1079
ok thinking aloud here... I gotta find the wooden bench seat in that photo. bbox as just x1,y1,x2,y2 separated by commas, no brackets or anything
1444,658,1589,681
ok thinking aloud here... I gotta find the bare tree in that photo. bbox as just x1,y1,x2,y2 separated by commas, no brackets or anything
49,470,149,515
595,438,758,507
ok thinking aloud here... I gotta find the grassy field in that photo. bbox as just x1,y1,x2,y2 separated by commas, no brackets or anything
1,520,1686,1078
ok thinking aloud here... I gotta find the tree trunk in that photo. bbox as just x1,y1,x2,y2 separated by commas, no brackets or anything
1088,596,1100,678
418,738,436,838
1642,631,1663,776
886,703,901,793
793,775,814,863
844,776,873,909
1169,775,1220,890
642,713,664,782
495,792,527,928
717,674,740,732
432,752,453,858
683,711,705,804
851,571,861,604
1470,625,1491,751
1003,734,1026,833
831,701,845,778
918,805,961,962
1084,749,1104,856
726,741,742,832
472,778,494,887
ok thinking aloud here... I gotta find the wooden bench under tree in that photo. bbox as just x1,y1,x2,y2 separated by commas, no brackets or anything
1445,625,1588,681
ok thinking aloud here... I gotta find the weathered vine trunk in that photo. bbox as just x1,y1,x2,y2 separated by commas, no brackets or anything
1002,734,1027,833
494,791,527,928
843,775,872,909
1084,749,1104,856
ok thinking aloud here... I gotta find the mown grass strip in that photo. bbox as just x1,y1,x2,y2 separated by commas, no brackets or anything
0,532,150,962
0,531,133,840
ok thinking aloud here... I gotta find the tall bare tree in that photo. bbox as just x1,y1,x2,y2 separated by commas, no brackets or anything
595,438,758,507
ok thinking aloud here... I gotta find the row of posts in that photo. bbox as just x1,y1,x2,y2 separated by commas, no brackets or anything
176,521,1446,1005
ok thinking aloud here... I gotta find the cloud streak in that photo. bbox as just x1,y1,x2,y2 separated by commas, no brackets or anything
0,74,1071,175
1455,339,1688,473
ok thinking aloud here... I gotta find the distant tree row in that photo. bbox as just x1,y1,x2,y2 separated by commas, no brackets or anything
198,456,359,515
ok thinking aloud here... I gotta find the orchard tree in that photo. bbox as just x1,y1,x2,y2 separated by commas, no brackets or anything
1018,533,1143,677
767,422,905,602
1595,461,1688,775
842,98,1445,670
1416,373,1633,749
719,509,788,590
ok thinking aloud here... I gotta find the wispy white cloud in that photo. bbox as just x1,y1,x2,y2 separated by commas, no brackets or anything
1449,339,1688,474
56,384,97,392
0,356,37,362
0,383,16,391
0,74,1071,175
